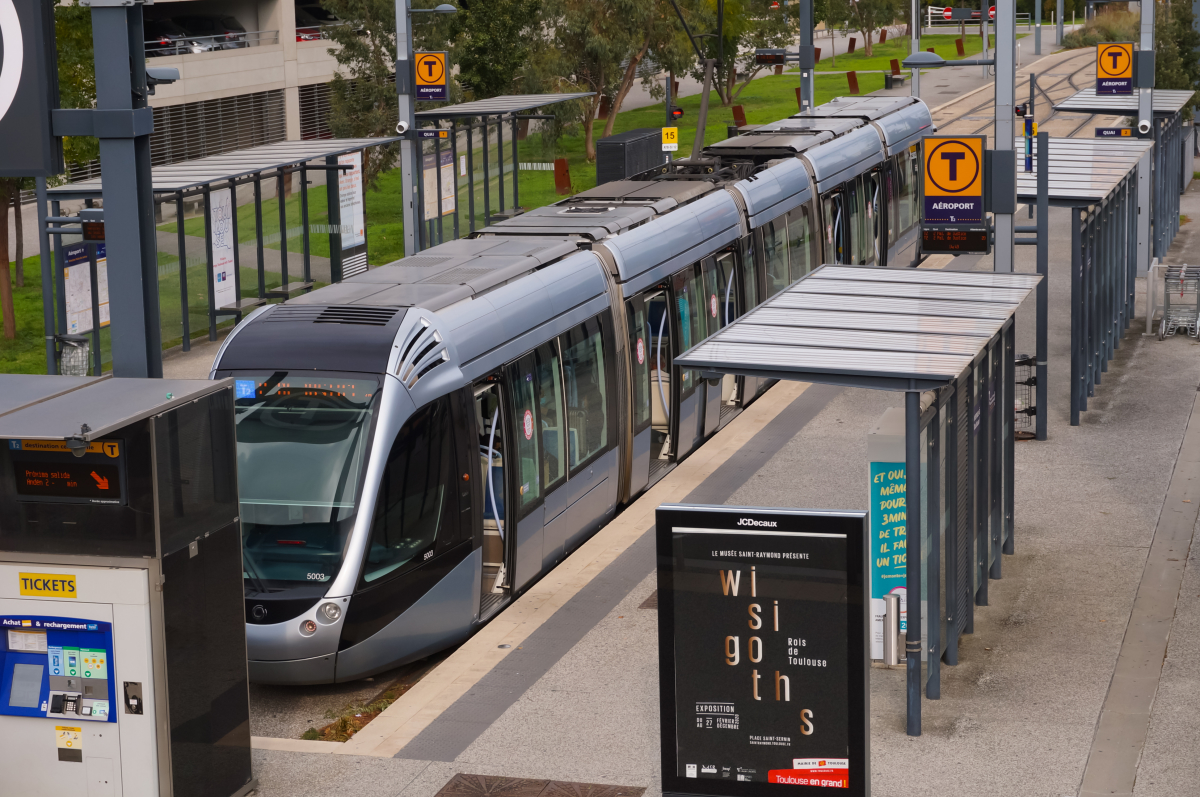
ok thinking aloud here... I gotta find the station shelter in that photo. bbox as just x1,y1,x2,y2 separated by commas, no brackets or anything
38,137,400,375
675,264,1040,736
1052,88,1194,262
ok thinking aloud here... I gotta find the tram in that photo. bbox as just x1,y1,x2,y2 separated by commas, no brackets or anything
211,95,933,684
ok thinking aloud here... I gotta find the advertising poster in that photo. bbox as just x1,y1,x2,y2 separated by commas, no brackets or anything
422,151,456,220
657,505,869,796
210,188,238,309
868,462,906,660
63,243,109,335
338,152,368,278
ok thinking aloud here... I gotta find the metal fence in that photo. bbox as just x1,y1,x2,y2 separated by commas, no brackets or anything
144,29,279,57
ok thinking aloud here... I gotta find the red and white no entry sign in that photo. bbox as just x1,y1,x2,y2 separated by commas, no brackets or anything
943,7,953,20
989,5,996,19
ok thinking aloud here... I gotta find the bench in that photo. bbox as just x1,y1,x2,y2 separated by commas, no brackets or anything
884,73,909,90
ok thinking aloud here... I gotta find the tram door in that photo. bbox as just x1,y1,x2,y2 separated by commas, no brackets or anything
822,191,848,264
626,295,653,496
866,168,884,267
671,265,705,460
473,383,512,615
644,288,674,478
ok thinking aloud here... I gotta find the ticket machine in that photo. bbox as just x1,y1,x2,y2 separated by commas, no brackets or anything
0,375,254,797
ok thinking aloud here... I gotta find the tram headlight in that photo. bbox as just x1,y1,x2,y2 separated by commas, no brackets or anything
317,602,342,624
299,619,317,636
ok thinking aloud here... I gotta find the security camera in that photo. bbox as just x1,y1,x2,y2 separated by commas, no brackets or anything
396,120,410,135
1138,119,1151,135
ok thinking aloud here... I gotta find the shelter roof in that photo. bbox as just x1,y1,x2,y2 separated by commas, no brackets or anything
675,265,1040,391
1051,88,1195,116
1012,135,1152,203
414,93,594,119
47,138,400,196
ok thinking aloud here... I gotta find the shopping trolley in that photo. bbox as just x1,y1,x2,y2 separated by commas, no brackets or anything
1159,266,1200,339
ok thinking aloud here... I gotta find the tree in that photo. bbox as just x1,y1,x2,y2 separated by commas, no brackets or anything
684,0,794,106
601,0,694,139
544,0,640,161
0,178,17,339
1156,0,1200,118
55,4,99,171
825,0,902,57
451,0,543,98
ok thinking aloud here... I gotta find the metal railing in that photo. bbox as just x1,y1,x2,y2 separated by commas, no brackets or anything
926,7,1032,28
144,29,279,57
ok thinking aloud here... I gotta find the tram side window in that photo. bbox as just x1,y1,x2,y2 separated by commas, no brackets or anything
785,207,814,281
739,234,759,309
846,177,867,265
561,317,608,469
536,342,566,491
364,398,455,583
715,251,738,327
509,354,542,511
823,193,845,264
762,216,790,296
628,302,651,432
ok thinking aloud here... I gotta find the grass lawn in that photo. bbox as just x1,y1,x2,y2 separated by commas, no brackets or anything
803,32,1015,73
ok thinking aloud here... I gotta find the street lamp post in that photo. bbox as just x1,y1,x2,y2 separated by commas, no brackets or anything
395,2,456,257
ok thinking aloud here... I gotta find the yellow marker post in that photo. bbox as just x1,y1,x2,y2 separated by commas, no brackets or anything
1096,42,1134,95
662,127,679,152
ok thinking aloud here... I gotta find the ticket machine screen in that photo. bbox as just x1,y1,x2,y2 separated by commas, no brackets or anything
0,617,115,723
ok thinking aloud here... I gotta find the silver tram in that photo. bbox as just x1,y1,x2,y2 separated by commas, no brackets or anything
210,96,934,684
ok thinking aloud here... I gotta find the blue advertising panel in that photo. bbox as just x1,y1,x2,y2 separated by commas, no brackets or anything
869,462,906,659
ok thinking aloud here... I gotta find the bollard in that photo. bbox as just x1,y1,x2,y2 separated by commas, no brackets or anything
732,104,748,128
848,36,857,53
795,86,804,111
553,158,572,195
883,593,901,666
814,47,821,63
879,28,888,43
847,71,860,95
774,64,783,75
928,46,936,53
597,95,610,120
956,37,966,56
890,58,901,75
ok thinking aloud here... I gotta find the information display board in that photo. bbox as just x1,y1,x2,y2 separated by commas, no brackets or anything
1096,42,1134,95
920,134,988,256
657,504,869,796
7,438,126,506
210,187,238,310
62,243,109,335
338,151,368,278
920,226,989,254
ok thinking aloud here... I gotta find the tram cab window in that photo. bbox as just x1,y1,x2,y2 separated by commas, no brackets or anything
785,207,815,281
561,316,609,469
233,374,377,587
762,216,790,297
364,397,456,583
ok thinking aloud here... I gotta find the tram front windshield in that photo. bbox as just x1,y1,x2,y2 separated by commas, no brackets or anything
232,373,378,591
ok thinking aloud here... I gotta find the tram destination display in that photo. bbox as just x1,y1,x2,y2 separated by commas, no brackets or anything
657,505,869,797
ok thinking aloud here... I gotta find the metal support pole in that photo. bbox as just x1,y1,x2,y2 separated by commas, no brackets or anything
497,117,505,216
301,165,312,283
434,133,444,245
90,3,162,377
35,178,56,374
1035,131,1049,441
396,0,418,256
203,185,217,341
87,245,101,376
665,72,673,126
326,155,343,283
989,344,1002,580
254,176,267,295
1138,0,1154,143
798,0,815,110
1035,0,1042,54
467,123,476,233
277,171,289,288
176,192,190,351
1056,0,1063,43
451,121,461,239
1070,207,1082,425
1003,323,1015,555
691,60,715,160
927,402,941,700
230,183,244,318
905,388,923,737
482,119,491,224
982,14,989,80
994,0,1016,273
944,381,959,666
512,115,521,212
911,0,921,98
52,200,66,341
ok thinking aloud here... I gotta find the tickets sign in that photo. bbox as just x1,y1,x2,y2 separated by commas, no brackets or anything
1096,43,1134,94
922,135,985,225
